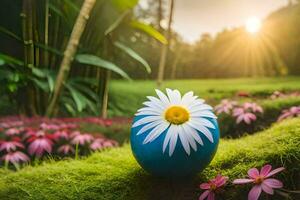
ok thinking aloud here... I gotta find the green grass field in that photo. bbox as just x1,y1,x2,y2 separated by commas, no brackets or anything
0,118,299,200
108,77,300,117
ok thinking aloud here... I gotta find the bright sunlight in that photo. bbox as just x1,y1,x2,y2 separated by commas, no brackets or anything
245,16,262,34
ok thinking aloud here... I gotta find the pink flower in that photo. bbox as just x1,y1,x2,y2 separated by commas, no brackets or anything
0,141,24,152
233,108,257,124
53,130,69,140
277,106,300,122
90,138,105,151
199,174,228,200
71,132,94,145
28,138,53,157
57,144,74,155
233,164,285,200
2,151,30,164
214,99,237,115
270,91,285,100
40,123,59,130
243,103,263,113
5,128,22,136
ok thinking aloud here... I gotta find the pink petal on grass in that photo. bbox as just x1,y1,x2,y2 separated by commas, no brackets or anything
233,179,254,184
266,167,285,178
248,168,259,179
199,190,210,200
200,183,210,190
248,185,262,200
260,164,272,177
263,179,283,189
207,192,215,200
261,183,274,195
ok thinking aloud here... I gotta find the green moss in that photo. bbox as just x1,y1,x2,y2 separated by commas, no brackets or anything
0,118,299,200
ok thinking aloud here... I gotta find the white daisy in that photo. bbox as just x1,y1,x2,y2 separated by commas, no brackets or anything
133,88,217,157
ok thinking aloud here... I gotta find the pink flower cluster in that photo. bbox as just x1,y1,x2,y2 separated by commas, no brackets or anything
215,100,263,125
0,116,119,168
270,91,300,100
277,106,300,122
199,164,285,200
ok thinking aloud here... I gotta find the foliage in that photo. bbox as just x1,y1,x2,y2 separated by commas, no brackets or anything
0,0,164,116
0,118,299,199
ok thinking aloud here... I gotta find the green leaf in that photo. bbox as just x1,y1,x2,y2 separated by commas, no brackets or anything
64,102,76,116
47,76,55,92
32,68,47,78
130,21,167,44
31,78,49,92
75,54,131,80
0,26,22,41
62,0,80,12
65,84,87,112
34,43,63,56
105,10,130,35
111,0,138,11
0,53,23,66
0,58,5,66
114,41,151,73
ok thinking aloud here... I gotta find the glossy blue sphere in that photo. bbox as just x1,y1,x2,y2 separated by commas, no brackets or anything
130,115,219,178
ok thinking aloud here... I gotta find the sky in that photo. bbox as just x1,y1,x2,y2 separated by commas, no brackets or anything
141,0,289,43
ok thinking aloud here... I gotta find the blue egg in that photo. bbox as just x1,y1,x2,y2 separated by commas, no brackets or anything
130,115,219,178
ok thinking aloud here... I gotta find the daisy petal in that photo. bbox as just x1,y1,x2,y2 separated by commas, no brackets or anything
261,183,274,195
233,179,254,184
199,190,210,200
263,179,283,189
132,116,162,128
178,126,190,155
147,96,167,110
248,168,260,179
191,111,217,119
181,91,194,105
136,120,163,135
260,164,272,177
166,88,176,104
143,122,169,144
207,192,215,200
169,129,179,156
172,89,182,104
265,167,285,178
182,124,197,151
187,122,214,143
187,125,204,146
155,89,170,106
192,118,216,129
163,125,175,153
200,183,210,189
248,185,262,200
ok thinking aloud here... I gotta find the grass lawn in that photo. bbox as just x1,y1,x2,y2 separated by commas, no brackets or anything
0,118,299,200
108,76,300,117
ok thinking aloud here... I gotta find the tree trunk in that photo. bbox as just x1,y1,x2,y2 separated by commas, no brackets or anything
46,0,96,117
156,0,175,86
170,45,181,79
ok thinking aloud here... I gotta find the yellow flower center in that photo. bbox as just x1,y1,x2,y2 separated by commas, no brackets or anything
165,106,190,125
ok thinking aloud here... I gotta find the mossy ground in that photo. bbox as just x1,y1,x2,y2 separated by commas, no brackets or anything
0,118,299,200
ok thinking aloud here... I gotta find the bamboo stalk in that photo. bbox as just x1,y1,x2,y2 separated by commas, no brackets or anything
157,0,175,86
46,0,96,117
44,0,49,67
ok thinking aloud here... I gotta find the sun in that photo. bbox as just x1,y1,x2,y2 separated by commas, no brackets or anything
245,16,262,34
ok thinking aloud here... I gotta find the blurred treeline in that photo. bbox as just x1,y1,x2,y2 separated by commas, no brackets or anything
127,0,300,79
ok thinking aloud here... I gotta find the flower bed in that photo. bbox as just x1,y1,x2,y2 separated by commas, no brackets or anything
0,116,123,169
